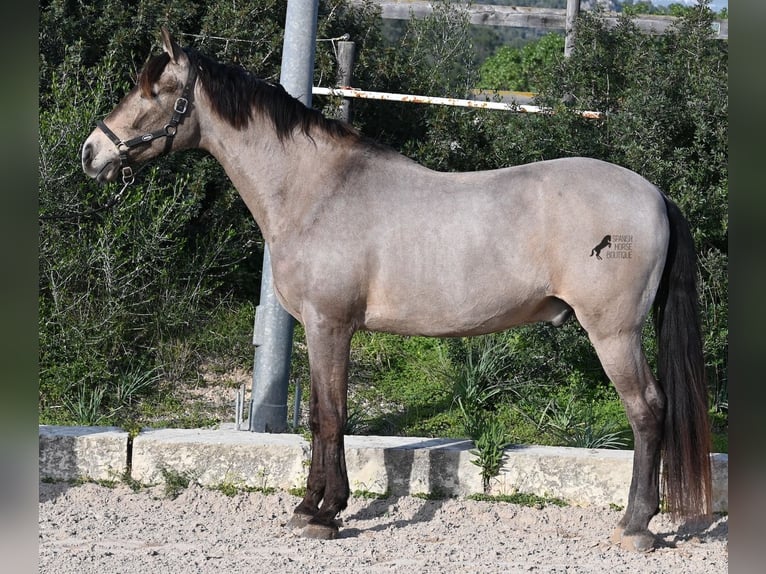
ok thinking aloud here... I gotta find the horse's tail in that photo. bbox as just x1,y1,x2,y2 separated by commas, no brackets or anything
653,196,712,520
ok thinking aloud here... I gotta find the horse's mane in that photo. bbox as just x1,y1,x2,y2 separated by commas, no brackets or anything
139,49,358,142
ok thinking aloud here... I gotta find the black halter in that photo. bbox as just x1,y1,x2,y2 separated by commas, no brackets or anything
97,56,198,186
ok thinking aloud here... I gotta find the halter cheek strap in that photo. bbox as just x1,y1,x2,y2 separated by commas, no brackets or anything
97,55,198,186
96,120,136,185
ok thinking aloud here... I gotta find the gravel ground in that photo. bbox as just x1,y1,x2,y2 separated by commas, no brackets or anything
39,481,728,573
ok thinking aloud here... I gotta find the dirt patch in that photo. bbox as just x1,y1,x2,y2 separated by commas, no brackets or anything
39,481,727,573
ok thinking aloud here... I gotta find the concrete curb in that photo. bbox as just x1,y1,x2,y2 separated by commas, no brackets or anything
39,425,728,511
39,425,129,482
131,428,310,491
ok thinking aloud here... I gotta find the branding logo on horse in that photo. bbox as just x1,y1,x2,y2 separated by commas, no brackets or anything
591,234,633,260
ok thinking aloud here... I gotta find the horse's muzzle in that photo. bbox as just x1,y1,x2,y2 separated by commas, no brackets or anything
81,138,119,183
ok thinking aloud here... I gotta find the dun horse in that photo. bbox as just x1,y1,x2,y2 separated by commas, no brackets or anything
81,29,712,551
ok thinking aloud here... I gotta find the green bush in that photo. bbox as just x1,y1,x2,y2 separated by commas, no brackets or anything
478,32,564,92
38,46,251,425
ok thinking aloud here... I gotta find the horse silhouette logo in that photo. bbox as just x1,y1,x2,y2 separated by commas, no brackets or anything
591,235,612,260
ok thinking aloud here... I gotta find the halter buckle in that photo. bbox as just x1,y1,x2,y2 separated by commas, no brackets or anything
174,97,189,115
121,166,135,185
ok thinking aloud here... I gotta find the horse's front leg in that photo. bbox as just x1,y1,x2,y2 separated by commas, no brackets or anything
289,318,352,540
286,379,326,528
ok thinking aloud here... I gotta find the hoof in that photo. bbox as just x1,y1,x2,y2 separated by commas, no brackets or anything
302,522,339,540
287,512,313,530
611,527,656,552
609,525,625,545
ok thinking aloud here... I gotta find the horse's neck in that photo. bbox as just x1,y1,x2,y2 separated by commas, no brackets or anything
198,112,330,244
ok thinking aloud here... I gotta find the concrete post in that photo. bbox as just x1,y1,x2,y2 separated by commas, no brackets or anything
249,0,319,432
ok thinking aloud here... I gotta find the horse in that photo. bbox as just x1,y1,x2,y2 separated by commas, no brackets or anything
81,29,712,551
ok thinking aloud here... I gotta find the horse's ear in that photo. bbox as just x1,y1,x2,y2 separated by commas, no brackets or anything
160,28,183,63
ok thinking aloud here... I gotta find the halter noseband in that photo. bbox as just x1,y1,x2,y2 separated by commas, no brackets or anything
97,55,198,186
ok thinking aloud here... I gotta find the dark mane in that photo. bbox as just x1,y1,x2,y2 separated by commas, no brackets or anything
139,49,358,142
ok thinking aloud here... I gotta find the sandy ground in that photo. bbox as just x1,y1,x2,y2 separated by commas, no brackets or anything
39,481,727,573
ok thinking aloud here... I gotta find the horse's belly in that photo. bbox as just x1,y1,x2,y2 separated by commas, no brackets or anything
362,284,547,337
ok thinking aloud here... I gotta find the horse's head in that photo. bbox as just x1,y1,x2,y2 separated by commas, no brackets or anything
81,28,199,184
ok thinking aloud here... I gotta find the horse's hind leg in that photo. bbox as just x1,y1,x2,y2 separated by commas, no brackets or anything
589,330,665,552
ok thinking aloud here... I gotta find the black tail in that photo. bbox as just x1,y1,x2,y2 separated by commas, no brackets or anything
654,197,712,520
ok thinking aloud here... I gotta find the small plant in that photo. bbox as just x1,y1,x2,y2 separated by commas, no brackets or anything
449,335,514,492
253,486,277,495
352,489,389,500
468,491,568,509
121,420,142,439
252,468,273,492
160,468,193,499
63,384,110,426
214,483,240,497
114,366,161,410
214,483,276,496
469,415,511,493
121,471,143,492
